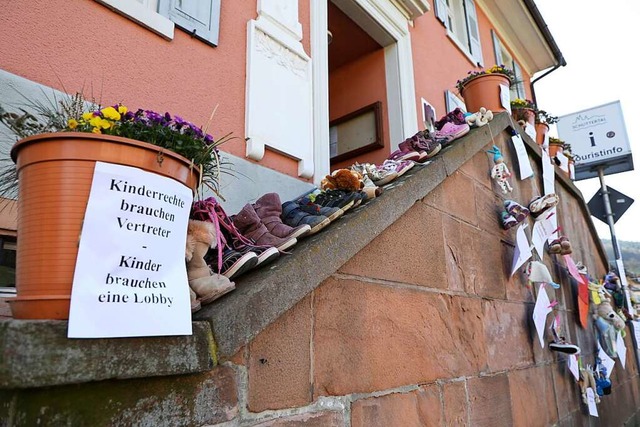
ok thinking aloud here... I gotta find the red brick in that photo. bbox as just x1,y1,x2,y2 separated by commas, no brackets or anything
468,374,513,426
313,278,486,396
443,381,468,426
483,300,534,372
339,203,447,289
424,170,478,226
351,385,442,427
248,295,312,412
250,411,343,427
509,365,558,427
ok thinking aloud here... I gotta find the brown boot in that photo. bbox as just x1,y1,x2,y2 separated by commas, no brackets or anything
186,219,235,305
253,193,310,239
233,203,297,251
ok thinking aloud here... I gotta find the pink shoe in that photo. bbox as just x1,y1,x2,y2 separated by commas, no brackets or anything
388,149,422,162
434,122,470,144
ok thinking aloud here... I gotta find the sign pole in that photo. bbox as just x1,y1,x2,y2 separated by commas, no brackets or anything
598,166,635,316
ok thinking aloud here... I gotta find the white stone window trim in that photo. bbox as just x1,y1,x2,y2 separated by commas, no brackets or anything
446,29,480,67
94,0,174,40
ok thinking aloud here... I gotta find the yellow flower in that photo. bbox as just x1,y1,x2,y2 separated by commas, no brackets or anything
117,105,128,115
82,112,94,121
67,119,78,129
89,117,112,129
101,106,121,121
92,127,102,134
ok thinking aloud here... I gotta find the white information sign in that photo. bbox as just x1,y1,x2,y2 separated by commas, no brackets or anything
616,332,627,369
586,388,599,417
632,320,640,350
568,354,580,381
557,101,633,180
500,84,511,113
541,148,555,195
511,224,532,276
68,162,193,338
533,284,552,348
510,134,534,180
532,210,557,259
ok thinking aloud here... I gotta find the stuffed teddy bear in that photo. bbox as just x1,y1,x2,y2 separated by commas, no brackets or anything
321,169,364,192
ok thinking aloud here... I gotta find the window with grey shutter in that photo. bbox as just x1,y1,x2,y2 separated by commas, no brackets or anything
491,29,503,66
434,0,448,27
513,61,526,98
463,0,482,65
158,0,221,46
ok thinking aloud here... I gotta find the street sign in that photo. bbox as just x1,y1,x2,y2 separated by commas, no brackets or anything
557,101,634,180
587,186,634,224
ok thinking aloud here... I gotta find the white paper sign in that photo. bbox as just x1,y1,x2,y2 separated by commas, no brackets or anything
568,354,580,381
541,148,555,195
557,153,569,173
598,344,615,378
524,123,537,141
511,224,532,276
616,259,636,317
68,162,193,338
532,210,557,258
617,332,627,369
633,321,640,350
500,84,511,113
586,388,599,417
510,134,534,180
533,284,552,348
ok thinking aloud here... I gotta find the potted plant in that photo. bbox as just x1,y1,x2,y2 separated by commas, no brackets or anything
456,65,515,113
534,110,558,147
0,94,231,319
510,98,537,125
548,136,565,158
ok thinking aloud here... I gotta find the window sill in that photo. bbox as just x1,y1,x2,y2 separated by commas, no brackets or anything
446,30,481,68
94,0,174,40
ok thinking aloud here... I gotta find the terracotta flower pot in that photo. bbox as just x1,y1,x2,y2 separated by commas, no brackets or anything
512,108,536,126
461,74,511,113
535,123,549,146
548,142,564,158
8,133,200,320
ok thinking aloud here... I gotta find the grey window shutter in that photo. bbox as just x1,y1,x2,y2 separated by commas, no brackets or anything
491,29,503,66
513,61,526,98
464,0,482,65
435,0,448,27
158,0,221,46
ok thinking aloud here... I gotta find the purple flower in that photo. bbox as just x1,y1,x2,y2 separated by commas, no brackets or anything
204,134,214,144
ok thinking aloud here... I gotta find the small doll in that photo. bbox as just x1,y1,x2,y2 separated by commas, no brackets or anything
488,145,513,194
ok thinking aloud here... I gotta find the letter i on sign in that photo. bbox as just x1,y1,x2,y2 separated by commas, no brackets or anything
589,132,596,147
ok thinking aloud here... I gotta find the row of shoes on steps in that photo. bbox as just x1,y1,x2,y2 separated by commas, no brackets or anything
185,188,366,313
186,107,493,312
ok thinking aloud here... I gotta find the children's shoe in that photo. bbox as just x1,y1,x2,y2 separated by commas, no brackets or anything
380,159,414,177
504,200,530,224
529,193,559,218
281,201,331,235
361,175,382,200
253,193,311,240
559,236,572,255
205,246,259,279
388,148,422,162
233,203,297,251
296,197,344,221
434,122,470,143
312,189,360,211
501,211,517,230
548,238,562,254
549,338,581,354
434,107,466,130
351,162,398,186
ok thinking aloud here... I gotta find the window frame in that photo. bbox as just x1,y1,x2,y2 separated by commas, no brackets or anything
434,0,483,66
491,30,526,99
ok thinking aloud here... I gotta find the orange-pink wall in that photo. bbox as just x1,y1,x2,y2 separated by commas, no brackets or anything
329,49,390,170
0,0,308,178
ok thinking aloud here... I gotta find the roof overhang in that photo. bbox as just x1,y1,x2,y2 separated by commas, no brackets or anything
476,0,565,76
391,0,430,21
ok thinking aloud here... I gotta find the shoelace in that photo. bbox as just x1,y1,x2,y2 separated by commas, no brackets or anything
192,197,259,273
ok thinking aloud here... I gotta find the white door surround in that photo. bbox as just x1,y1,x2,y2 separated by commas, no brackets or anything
311,0,421,184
